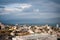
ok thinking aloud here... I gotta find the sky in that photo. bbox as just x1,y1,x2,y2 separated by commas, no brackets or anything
0,0,60,25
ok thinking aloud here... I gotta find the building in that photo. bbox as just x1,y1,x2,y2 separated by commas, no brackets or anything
0,22,5,30
12,34,57,40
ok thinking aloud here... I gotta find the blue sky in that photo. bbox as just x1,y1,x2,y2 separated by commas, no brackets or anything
0,0,60,24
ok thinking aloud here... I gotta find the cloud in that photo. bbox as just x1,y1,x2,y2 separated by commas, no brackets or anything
4,3,32,12
0,0,60,19
33,9,40,12
0,13,10,15
0,3,32,15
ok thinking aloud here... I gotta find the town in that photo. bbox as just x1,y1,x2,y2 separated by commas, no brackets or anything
0,22,60,40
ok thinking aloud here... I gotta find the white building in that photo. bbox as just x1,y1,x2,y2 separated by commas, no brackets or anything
12,34,57,40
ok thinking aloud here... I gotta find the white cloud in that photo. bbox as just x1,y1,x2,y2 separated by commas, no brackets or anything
19,4,32,9
9,12,59,19
4,8,23,12
0,0,60,19
4,3,32,12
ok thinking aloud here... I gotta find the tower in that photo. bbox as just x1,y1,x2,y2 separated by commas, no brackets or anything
56,24,59,28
